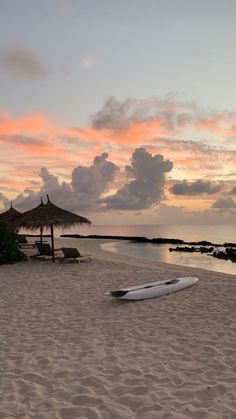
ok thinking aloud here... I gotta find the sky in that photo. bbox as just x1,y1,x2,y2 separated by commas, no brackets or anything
0,0,236,225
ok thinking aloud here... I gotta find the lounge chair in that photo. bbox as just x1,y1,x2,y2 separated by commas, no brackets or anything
16,235,36,249
30,242,61,260
59,247,92,263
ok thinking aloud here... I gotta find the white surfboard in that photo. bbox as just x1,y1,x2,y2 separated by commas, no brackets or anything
105,277,198,300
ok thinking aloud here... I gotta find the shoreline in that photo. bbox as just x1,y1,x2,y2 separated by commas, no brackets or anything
57,237,236,278
0,237,236,417
21,234,236,272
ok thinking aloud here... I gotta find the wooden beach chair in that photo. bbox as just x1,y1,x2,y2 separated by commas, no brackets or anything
59,247,92,263
31,242,61,261
16,235,36,249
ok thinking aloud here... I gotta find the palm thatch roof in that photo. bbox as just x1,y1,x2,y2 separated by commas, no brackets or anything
12,199,45,230
0,203,21,223
14,196,91,230
13,196,91,262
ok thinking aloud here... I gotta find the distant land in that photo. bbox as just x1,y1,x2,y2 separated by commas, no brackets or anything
60,234,236,248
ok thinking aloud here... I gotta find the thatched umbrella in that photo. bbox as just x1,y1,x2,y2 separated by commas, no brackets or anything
0,203,22,232
14,198,46,241
0,203,21,223
14,195,91,261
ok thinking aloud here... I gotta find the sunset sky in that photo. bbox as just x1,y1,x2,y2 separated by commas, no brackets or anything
0,0,235,224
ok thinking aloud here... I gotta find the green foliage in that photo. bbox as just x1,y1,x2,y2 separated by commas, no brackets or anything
0,221,27,264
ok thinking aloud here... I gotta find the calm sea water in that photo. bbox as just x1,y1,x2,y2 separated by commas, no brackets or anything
66,224,236,244
59,224,236,276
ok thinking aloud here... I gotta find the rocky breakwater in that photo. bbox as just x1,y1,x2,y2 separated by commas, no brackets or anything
212,247,236,262
169,243,236,263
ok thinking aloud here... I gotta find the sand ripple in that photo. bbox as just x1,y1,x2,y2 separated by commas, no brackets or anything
0,254,236,418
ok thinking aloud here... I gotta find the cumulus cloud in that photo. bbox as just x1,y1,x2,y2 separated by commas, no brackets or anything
1,101,235,198
9,152,119,213
0,44,49,79
211,197,236,209
40,167,61,191
6,148,173,213
71,152,119,210
171,180,223,196
102,148,173,210
10,189,42,212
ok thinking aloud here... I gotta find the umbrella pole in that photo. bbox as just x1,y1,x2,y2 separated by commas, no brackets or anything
50,224,55,262
40,226,43,243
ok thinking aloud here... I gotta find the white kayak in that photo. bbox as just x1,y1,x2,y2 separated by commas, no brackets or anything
105,277,198,300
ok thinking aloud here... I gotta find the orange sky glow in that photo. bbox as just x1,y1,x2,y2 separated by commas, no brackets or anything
0,105,235,221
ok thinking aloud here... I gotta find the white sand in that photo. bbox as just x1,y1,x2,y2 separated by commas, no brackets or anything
0,237,236,419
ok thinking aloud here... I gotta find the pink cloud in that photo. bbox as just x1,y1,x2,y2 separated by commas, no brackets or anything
0,98,236,207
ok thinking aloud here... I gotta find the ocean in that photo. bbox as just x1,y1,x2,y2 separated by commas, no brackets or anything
67,224,236,243
60,224,236,276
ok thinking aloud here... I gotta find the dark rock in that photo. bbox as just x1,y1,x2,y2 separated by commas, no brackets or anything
212,251,228,260
199,246,214,253
223,242,236,248
169,246,197,253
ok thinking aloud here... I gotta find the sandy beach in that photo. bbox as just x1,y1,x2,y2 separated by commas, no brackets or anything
0,237,236,419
